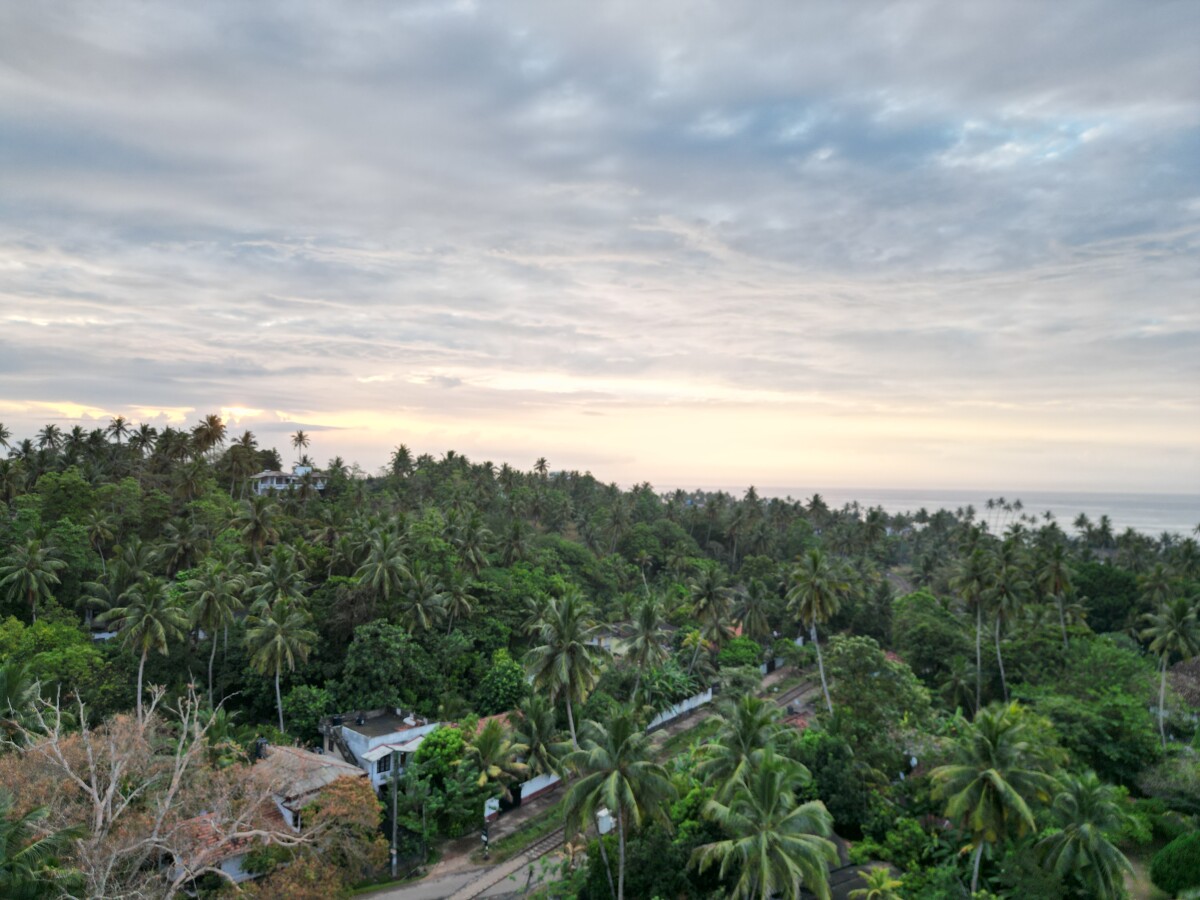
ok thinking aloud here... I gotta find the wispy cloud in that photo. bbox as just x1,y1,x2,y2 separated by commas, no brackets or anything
0,1,1196,489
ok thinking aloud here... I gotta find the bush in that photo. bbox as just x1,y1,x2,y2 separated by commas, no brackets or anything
1150,831,1200,896
717,636,763,669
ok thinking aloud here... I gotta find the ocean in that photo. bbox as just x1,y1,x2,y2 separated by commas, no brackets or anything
679,487,1200,538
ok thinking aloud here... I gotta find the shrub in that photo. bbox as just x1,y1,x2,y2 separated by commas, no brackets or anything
1150,831,1200,896
717,636,763,669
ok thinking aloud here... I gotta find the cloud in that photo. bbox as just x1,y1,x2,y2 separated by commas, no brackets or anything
0,1,1197,490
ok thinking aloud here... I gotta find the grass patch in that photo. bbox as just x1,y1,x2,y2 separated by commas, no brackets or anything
473,798,566,865
657,715,721,758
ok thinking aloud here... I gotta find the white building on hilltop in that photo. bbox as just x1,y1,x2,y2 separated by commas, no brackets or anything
249,465,327,496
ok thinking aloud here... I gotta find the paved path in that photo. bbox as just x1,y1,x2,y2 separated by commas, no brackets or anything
445,826,566,900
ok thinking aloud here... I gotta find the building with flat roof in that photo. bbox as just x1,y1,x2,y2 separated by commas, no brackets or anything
320,708,442,792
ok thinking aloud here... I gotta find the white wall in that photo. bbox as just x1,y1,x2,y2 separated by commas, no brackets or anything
646,688,713,731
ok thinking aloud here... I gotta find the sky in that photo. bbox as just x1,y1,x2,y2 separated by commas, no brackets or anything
1,1,1198,493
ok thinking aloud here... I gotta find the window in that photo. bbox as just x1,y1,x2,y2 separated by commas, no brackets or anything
377,754,392,775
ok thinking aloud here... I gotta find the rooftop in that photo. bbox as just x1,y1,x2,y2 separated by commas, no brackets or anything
332,709,430,740
257,745,365,803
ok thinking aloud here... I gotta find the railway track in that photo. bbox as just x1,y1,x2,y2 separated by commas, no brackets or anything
446,826,567,900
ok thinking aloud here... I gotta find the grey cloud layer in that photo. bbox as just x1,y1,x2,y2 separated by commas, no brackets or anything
0,1,1197,481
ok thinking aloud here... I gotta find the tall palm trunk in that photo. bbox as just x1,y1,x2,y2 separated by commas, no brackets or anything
1158,658,1168,749
812,623,832,714
1056,593,1069,651
994,617,1008,702
275,667,285,733
971,841,985,893
975,603,983,711
208,633,218,708
565,694,578,749
137,648,148,723
597,826,617,900
29,587,36,624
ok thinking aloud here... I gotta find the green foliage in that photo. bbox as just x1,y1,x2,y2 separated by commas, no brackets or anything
475,648,528,715
282,684,333,746
1075,562,1139,634
338,621,437,714
716,636,763,669
1150,830,1200,896
794,729,879,836
1137,755,1200,815
892,590,971,689
825,634,933,772
34,467,95,526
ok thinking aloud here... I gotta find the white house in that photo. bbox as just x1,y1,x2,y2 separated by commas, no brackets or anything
249,465,328,496
320,709,442,791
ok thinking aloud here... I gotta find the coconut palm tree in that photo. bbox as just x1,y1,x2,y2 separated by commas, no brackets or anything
0,422,10,451
1140,597,1200,748
511,695,568,778
249,545,308,612
622,596,669,701
563,712,676,900
786,548,845,715
931,703,1060,893
734,578,773,646
691,748,837,900
355,529,410,608
696,696,788,799
83,509,115,575
98,577,188,722
0,539,67,624
291,430,309,461
0,788,84,898
849,866,903,900
245,596,316,733
1038,543,1074,651
525,587,609,747
467,718,529,802
183,563,244,707
159,517,209,577
231,495,279,563
988,539,1028,703
0,662,39,743
106,415,131,445
398,561,445,633
1036,771,1133,899
950,548,993,712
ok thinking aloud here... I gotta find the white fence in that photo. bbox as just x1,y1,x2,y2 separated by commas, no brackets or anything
483,771,563,821
646,687,714,732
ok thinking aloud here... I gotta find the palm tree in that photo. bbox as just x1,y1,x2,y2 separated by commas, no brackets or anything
84,509,115,575
511,695,567,778
534,456,549,478
467,718,529,802
696,696,787,799
988,540,1028,703
1140,597,1200,749
291,429,310,461
0,662,39,743
688,567,734,674
398,561,445,633
98,577,188,722
35,424,62,452
0,788,83,899
231,495,279,563
622,596,669,701
355,530,410,608
442,573,474,635
245,596,316,733
0,422,10,451
1036,771,1133,899
106,415,131,445
950,548,993,712
249,545,308,612
1038,543,1074,651
734,578,773,646
849,866,903,900
691,748,837,900
0,539,66,624
525,587,609,747
563,712,676,900
931,703,1059,893
183,563,244,706
786,549,845,714
160,517,209,577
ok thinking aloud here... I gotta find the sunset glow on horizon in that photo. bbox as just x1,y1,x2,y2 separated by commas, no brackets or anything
1,2,1197,493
